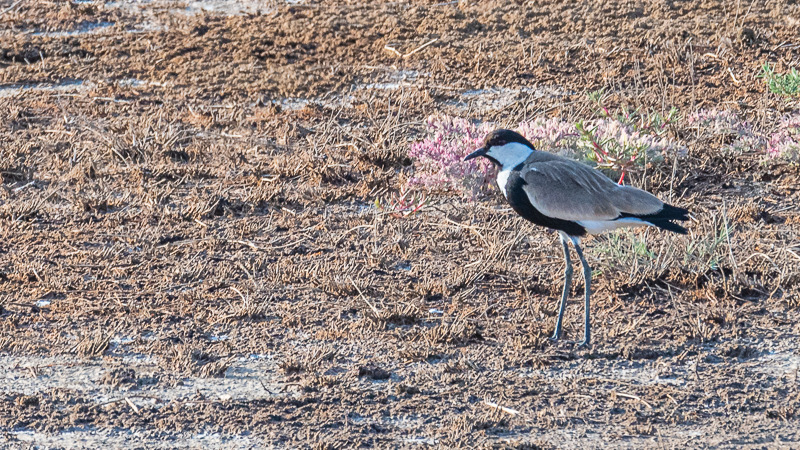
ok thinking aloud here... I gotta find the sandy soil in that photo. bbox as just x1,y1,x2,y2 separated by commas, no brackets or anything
1,0,800,448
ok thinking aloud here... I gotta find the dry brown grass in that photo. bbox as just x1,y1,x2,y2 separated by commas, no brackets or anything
1,0,800,447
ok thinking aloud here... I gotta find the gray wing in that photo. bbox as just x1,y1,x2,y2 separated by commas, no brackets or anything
521,160,664,222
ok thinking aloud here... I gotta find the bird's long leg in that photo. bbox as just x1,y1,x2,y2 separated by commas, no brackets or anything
551,233,573,341
572,239,592,347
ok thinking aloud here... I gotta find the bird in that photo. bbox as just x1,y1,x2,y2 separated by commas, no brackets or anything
464,129,689,347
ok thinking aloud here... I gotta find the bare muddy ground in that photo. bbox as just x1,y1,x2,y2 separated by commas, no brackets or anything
1,0,800,448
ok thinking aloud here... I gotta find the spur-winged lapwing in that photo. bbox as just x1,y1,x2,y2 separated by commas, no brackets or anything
465,129,689,347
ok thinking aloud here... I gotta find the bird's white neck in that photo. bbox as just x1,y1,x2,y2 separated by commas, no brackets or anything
489,142,533,196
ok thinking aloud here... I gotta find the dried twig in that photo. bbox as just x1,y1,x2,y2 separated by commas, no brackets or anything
383,45,402,57
348,275,381,317
483,399,521,416
727,67,740,85
0,0,22,16
384,39,439,59
230,286,247,303
124,397,140,414
612,391,653,409
231,239,264,251
13,181,35,193
402,38,439,58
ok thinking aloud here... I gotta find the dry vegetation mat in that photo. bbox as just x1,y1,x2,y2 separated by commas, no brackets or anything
1,0,800,448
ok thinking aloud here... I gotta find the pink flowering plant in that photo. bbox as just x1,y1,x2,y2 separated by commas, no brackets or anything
684,108,800,159
517,117,580,153
686,109,766,155
686,109,800,161
406,115,496,196
404,99,797,201
406,115,584,197
406,107,687,197
686,109,742,135
577,90,684,183
767,113,800,160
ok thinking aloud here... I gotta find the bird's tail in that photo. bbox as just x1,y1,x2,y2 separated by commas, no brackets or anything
620,204,690,235
648,219,689,234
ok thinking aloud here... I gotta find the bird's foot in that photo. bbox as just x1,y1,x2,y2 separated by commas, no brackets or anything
577,339,591,349
549,331,561,342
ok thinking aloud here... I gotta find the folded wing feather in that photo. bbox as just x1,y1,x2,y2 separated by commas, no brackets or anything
521,160,664,222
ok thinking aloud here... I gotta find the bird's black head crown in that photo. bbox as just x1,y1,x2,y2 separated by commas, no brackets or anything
482,129,536,151
464,129,536,166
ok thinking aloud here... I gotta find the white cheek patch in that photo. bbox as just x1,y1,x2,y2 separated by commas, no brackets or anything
488,142,533,197
487,142,533,169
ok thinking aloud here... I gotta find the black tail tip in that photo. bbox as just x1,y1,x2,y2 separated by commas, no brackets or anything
660,204,690,221
651,220,689,234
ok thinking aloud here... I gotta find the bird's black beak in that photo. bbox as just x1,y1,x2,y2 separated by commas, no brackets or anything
464,146,487,161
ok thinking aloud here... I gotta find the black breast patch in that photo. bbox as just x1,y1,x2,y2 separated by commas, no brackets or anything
504,171,586,237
